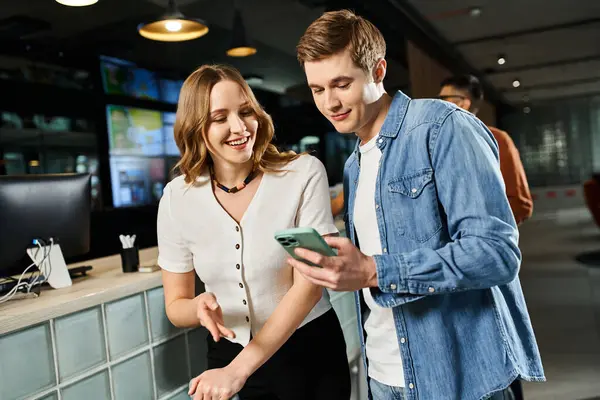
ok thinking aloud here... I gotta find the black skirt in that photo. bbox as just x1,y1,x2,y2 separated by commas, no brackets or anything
206,309,352,400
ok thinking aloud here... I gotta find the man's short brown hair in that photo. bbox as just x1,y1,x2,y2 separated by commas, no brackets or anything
296,9,386,73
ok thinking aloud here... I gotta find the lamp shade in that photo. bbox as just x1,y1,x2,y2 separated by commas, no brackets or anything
138,0,208,42
55,0,98,6
226,9,256,57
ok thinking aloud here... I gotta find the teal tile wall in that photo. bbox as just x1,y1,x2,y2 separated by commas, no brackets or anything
153,335,189,398
187,328,208,377
0,287,197,400
112,351,154,400
0,286,361,400
147,287,179,342
54,307,107,380
34,391,58,400
105,294,149,360
165,390,191,400
61,370,111,400
0,323,55,400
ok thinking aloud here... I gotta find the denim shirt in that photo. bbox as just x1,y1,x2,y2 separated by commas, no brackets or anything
343,91,545,400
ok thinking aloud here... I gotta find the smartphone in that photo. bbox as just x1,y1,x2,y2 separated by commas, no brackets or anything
274,227,336,267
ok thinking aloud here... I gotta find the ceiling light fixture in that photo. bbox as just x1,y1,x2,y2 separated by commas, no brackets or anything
497,55,506,65
226,7,256,57
55,0,98,6
165,20,182,32
512,79,521,88
468,7,482,18
138,0,209,42
244,74,264,87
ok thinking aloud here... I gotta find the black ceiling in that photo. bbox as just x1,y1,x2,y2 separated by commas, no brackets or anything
0,0,413,101
4,0,593,107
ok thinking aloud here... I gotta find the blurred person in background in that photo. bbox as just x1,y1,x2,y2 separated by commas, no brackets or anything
439,75,533,225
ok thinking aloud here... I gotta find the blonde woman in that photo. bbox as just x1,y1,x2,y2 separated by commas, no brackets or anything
157,64,350,400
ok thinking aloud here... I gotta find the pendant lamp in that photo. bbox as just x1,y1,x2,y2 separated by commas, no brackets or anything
138,0,209,42
55,0,98,6
226,8,256,57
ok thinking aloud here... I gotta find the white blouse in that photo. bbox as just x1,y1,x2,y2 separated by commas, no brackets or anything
157,155,337,346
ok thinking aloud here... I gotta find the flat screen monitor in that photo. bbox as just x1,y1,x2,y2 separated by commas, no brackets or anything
100,57,160,101
107,105,165,156
106,105,168,207
109,156,165,208
0,173,91,278
159,79,184,104
163,112,179,156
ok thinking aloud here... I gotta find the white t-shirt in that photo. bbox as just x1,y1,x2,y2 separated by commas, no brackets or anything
157,155,337,346
353,135,405,387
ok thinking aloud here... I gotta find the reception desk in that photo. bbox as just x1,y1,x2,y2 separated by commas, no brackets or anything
0,245,364,400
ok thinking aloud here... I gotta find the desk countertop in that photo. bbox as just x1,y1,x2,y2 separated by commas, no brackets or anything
0,247,161,336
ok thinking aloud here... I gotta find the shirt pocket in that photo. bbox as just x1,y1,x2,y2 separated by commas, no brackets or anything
387,168,442,243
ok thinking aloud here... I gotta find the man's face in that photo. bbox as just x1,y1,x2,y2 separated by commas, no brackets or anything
439,85,471,111
304,49,383,135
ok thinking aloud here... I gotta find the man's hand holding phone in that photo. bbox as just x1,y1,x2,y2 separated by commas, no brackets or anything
287,236,378,292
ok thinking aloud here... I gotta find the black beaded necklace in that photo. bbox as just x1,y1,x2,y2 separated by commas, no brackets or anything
209,165,257,194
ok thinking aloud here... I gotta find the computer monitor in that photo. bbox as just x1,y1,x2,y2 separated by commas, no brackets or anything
0,173,91,278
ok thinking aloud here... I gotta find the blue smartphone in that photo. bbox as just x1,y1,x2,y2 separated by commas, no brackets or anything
274,227,336,267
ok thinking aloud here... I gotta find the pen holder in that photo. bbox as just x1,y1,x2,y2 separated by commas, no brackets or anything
121,246,139,273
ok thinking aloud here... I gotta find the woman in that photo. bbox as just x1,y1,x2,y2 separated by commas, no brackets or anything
157,64,351,400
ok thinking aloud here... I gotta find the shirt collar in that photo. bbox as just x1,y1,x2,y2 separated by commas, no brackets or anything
378,90,411,139
352,90,411,156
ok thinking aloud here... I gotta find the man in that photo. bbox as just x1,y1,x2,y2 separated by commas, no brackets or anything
289,9,545,400
439,75,533,224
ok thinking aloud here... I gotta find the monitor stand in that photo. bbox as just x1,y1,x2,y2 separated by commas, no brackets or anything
26,243,72,289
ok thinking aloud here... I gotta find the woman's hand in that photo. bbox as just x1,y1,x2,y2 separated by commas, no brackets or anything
196,292,235,342
188,366,247,400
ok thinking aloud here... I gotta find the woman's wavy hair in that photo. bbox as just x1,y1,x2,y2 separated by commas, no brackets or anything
174,64,300,183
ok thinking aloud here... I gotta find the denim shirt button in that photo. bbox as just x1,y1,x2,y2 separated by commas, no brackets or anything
400,337,406,344
390,283,397,290
409,383,414,389
375,204,380,209
383,248,387,253
428,287,435,293
411,188,417,194
378,138,383,143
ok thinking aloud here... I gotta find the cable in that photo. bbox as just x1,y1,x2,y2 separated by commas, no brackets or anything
0,262,39,303
26,239,53,293
27,241,44,292
38,239,53,287
0,239,53,304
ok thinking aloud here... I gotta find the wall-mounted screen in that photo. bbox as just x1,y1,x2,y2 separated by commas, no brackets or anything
160,79,184,104
107,105,181,207
100,56,182,104
163,112,179,156
107,105,164,156
101,62,160,101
